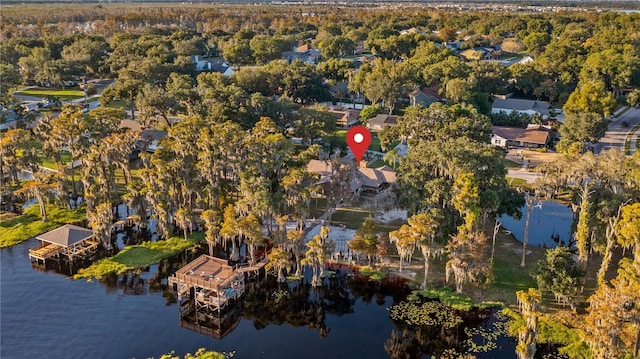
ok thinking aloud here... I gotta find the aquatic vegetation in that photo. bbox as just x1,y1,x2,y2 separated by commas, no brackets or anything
359,266,387,280
388,300,463,328
74,233,205,279
159,348,231,359
0,204,86,248
408,286,503,311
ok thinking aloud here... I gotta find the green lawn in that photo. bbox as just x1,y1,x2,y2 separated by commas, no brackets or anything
74,232,205,279
330,206,373,229
104,99,129,109
39,150,72,170
498,52,526,61
16,87,85,101
309,197,328,219
325,130,384,152
505,176,534,190
0,204,86,248
503,159,522,169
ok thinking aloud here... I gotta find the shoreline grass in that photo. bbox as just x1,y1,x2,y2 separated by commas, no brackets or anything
74,232,205,279
0,204,86,248
408,286,503,311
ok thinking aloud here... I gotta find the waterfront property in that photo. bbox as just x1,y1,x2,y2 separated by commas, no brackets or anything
170,255,246,315
28,224,99,264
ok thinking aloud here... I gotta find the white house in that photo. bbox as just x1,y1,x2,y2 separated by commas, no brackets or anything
491,125,551,148
191,56,235,76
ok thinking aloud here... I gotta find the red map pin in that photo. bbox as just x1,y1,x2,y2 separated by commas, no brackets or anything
346,126,372,163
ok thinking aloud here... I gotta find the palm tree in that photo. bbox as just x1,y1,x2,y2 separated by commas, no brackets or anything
383,148,399,169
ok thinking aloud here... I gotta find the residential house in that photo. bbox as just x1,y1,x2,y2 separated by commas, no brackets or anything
328,108,360,128
192,55,211,71
120,119,167,154
357,165,397,193
459,45,502,61
306,159,396,194
400,28,425,36
210,61,235,77
444,40,463,51
491,98,552,119
489,55,534,68
294,44,309,53
191,56,235,76
282,48,321,64
409,89,439,107
367,114,400,131
459,49,485,61
516,55,534,65
491,125,551,148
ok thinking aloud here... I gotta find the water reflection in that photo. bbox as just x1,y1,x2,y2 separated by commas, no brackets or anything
180,302,242,340
500,200,573,247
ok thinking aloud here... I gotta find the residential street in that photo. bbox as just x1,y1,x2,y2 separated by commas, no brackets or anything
594,106,640,154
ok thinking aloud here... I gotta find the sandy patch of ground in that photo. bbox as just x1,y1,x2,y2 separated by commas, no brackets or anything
375,208,408,223
506,149,562,169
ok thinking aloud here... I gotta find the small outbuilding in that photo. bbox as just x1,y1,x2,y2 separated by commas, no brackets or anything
28,224,99,264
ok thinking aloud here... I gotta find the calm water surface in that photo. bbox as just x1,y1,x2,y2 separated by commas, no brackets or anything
1,238,516,359
500,200,573,247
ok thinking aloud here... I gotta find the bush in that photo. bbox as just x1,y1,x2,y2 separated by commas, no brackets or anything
85,83,97,96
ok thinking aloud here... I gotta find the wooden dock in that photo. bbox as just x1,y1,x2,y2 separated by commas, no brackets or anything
169,255,246,314
28,224,100,264
235,254,269,274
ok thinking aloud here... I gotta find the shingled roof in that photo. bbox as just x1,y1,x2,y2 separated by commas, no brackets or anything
36,224,94,247
492,125,550,145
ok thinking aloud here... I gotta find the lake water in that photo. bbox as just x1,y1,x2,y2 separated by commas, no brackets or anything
1,238,518,359
500,200,574,248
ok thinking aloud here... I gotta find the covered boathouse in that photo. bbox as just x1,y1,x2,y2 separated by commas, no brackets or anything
28,224,100,264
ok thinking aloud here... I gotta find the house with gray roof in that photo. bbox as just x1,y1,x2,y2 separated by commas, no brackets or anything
366,114,400,131
492,98,552,118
